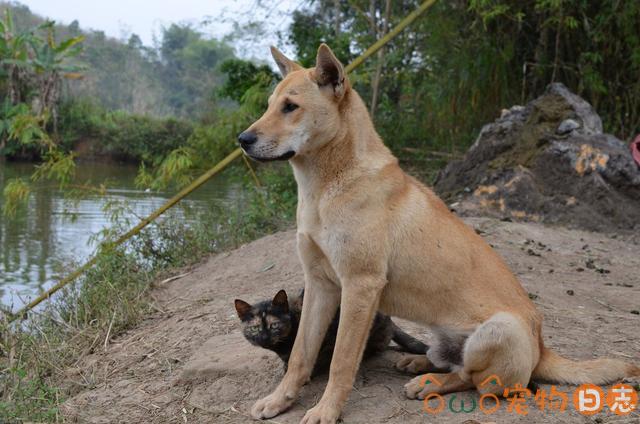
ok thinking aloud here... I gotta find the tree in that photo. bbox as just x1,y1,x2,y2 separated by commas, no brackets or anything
0,9,33,105
217,59,277,103
29,20,84,129
158,23,234,116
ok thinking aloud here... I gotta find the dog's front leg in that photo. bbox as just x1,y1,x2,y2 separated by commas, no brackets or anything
301,275,385,424
251,235,340,420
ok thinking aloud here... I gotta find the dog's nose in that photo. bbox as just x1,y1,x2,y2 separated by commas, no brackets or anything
238,131,257,148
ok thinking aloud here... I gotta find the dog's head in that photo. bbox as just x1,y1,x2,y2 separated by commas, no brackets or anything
238,44,350,161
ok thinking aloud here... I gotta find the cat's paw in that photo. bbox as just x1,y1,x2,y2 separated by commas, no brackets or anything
300,401,341,424
251,391,295,420
396,354,430,374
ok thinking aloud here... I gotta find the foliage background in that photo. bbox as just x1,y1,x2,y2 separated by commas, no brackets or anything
3,0,639,168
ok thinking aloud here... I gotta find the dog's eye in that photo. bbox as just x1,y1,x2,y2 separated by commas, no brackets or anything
282,102,299,113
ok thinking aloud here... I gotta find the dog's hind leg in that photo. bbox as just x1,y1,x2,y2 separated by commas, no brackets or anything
404,372,474,399
251,234,341,420
403,312,539,399
463,312,539,395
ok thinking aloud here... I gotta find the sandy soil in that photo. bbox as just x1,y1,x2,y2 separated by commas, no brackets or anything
61,217,640,423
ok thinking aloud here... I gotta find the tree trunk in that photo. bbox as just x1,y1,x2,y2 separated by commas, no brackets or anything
550,6,563,84
370,0,391,116
531,13,550,96
368,0,377,37
8,65,20,104
40,72,61,135
334,0,340,37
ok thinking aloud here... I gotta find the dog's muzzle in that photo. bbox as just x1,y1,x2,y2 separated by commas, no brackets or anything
247,150,295,162
237,131,296,162
238,131,258,149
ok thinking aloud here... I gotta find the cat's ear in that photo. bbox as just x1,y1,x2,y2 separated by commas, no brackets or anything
234,299,252,320
272,289,289,313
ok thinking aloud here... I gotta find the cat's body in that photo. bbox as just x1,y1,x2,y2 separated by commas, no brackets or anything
234,289,428,372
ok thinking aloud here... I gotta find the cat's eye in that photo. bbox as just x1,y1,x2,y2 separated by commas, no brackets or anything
282,102,299,113
248,326,261,334
269,322,280,329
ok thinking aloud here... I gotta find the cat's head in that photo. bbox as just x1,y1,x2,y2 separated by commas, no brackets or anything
234,289,294,349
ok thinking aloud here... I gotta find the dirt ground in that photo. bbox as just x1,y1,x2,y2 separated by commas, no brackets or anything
61,217,640,423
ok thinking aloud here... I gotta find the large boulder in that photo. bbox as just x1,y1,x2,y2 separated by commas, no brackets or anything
434,83,640,232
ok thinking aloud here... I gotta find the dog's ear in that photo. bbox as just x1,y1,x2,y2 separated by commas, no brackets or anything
270,46,301,77
234,299,252,320
314,43,347,99
271,289,289,313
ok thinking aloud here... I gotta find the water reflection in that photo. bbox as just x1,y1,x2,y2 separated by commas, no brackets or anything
0,161,236,310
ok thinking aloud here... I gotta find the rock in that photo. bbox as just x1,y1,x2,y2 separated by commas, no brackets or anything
557,118,580,134
434,83,640,232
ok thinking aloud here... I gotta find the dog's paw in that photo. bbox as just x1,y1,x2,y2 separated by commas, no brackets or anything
396,354,430,374
251,391,295,420
300,401,341,424
404,374,443,400
404,374,428,399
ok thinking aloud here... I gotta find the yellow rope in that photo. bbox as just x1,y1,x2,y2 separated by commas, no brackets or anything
8,0,438,322
242,153,262,188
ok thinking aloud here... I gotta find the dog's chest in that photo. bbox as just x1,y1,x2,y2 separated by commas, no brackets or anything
296,187,359,284
297,229,341,285
297,210,344,285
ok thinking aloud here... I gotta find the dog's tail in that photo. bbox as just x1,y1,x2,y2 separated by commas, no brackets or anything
532,347,640,385
391,322,428,354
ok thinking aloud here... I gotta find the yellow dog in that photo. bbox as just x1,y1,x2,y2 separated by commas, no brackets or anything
237,44,639,424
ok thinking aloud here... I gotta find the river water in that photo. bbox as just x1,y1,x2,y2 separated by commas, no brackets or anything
0,160,238,310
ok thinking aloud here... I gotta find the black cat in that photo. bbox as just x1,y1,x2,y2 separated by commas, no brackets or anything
234,289,428,371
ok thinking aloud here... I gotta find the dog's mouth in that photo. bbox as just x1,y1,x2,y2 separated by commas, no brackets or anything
246,150,296,162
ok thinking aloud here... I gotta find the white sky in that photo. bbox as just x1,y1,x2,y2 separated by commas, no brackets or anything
17,0,303,61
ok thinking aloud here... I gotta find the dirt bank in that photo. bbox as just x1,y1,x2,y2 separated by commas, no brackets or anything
61,218,639,423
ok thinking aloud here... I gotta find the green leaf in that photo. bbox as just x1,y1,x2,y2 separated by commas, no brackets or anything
54,35,84,53
2,179,31,217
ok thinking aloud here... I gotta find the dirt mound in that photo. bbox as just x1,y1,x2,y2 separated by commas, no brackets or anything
60,219,639,423
435,83,640,232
